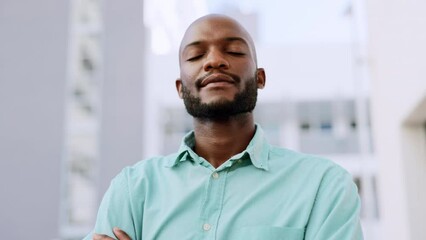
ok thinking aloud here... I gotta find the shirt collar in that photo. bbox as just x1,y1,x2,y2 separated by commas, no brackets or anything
165,124,270,170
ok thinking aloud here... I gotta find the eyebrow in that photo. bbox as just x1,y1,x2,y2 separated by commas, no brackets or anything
223,37,249,46
183,37,250,52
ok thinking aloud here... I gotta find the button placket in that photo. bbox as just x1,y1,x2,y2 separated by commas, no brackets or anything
198,168,229,239
203,223,212,231
212,172,219,179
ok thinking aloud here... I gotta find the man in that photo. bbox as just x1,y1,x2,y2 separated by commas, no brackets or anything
87,14,363,240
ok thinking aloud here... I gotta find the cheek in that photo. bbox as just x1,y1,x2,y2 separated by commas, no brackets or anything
180,74,199,94
235,60,256,74
180,65,199,82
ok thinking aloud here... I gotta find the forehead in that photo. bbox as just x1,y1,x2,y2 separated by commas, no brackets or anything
180,17,252,51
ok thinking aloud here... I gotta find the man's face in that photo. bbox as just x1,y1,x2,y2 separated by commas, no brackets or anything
176,15,265,120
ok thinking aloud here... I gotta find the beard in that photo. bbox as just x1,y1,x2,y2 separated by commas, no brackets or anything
181,75,258,121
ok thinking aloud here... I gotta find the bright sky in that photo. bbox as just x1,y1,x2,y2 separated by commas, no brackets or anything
208,0,353,44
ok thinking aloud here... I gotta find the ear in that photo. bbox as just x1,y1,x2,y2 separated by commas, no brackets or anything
256,68,266,89
175,78,183,99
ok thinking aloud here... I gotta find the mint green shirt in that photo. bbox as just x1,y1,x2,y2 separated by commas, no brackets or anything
85,126,363,240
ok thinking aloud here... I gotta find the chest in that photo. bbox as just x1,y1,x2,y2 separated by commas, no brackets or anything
139,166,318,239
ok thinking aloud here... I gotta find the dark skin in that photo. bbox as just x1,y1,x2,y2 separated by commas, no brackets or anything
92,227,130,240
92,14,266,239
176,14,265,168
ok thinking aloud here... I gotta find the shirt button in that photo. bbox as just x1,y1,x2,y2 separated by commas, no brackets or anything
212,172,219,179
203,223,211,231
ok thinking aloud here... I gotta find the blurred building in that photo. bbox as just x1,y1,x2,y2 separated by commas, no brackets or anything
367,0,426,239
62,0,146,239
0,1,69,239
1,0,425,240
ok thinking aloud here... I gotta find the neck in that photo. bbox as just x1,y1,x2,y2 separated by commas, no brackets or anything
193,113,255,168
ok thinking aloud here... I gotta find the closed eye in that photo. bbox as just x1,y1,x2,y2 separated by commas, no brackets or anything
186,54,204,61
227,52,245,56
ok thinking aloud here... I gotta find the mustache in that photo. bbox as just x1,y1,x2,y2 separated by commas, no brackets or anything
195,71,241,89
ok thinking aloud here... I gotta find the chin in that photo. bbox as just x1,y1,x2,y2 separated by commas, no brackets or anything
202,94,236,104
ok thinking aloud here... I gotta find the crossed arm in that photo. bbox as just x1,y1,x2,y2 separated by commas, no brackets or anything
92,227,131,240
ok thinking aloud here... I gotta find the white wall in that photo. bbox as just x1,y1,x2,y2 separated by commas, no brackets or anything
367,0,426,239
258,44,356,101
0,0,69,239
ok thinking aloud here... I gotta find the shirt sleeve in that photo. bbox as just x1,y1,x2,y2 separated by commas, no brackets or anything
304,166,363,240
87,168,142,240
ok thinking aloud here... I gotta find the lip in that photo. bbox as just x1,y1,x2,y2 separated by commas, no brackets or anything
200,73,235,87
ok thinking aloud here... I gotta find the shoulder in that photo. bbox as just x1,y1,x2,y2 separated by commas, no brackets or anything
272,147,357,197
268,146,351,179
114,152,180,184
268,146,358,201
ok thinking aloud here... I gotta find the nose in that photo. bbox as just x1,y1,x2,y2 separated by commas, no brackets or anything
203,49,229,71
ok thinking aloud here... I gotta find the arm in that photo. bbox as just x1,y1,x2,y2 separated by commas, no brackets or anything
88,227,131,240
304,166,363,240
84,168,142,240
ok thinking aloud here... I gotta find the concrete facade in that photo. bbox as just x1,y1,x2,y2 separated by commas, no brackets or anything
98,0,146,196
367,0,426,239
0,0,69,239
0,0,146,238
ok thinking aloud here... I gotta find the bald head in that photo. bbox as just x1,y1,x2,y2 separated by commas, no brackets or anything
179,14,258,65
175,14,266,121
